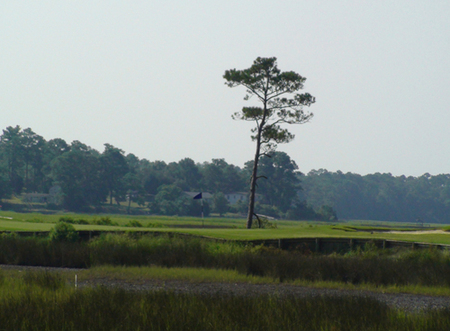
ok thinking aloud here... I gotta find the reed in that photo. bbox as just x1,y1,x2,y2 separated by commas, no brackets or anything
1,275,450,331
3,233,450,288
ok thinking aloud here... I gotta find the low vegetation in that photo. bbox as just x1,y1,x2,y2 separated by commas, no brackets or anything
2,216,450,329
3,232,450,290
1,269,450,330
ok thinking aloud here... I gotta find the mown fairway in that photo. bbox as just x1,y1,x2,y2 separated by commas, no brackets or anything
1,211,450,244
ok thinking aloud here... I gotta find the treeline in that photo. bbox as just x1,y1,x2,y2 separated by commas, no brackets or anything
0,125,320,219
2,125,448,223
300,170,450,223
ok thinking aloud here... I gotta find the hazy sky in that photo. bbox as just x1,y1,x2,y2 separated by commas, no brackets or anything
1,1,449,176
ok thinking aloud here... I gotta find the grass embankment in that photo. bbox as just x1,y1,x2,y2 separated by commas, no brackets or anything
1,270,450,330
3,233,450,295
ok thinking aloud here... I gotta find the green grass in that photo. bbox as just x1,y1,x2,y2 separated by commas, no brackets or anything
2,211,450,244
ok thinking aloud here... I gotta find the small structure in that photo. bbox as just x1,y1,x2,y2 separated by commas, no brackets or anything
23,193,49,204
23,185,62,205
224,192,263,205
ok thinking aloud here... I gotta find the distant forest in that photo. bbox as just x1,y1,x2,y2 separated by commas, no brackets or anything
1,125,449,223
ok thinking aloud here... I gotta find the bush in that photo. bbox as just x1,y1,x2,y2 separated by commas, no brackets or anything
49,222,79,242
59,217,75,223
125,220,143,227
59,217,90,225
93,217,117,226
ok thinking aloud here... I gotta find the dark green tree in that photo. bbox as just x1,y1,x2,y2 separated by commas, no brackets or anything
0,164,11,202
201,159,244,194
212,192,229,216
174,158,202,191
21,128,46,192
51,149,106,211
152,184,185,215
0,125,24,193
100,144,129,205
224,57,315,228
245,151,300,212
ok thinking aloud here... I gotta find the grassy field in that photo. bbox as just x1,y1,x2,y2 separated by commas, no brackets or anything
1,211,450,244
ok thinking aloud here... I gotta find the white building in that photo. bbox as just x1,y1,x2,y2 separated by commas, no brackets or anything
224,192,262,205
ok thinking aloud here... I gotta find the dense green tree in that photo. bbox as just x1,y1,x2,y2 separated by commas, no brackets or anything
151,184,185,215
246,151,300,212
0,164,11,201
100,144,129,205
21,128,47,192
141,161,170,195
285,200,318,220
0,125,24,193
301,170,450,223
173,158,202,191
46,138,70,157
200,159,244,194
122,172,145,213
51,150,106,211
212,192,229,216
125,153,140,174
224,57,315,228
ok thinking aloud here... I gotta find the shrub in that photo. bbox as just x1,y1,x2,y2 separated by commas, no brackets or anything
49,222,79,243
125,220,143,227
26,218,43,223
93,217,117,226
59,217,75,223
58,217,90,225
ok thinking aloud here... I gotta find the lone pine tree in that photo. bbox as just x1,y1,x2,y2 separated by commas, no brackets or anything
224,57,315,228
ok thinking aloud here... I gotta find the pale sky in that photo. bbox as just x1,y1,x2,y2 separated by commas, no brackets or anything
1,1,449,177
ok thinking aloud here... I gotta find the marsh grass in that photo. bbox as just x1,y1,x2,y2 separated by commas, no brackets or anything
3,233,450,290
1,272,450,331
0,233,90,267
81,265,277,284
22,270,66,290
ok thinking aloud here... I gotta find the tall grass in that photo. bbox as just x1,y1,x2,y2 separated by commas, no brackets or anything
3,233,450,288
1,273,450,330
0,233,90,267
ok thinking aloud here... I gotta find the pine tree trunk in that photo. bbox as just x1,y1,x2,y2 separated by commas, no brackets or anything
246,144,260,229
246,101,267,229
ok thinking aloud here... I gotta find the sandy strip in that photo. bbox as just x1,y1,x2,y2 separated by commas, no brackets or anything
387,230,449,234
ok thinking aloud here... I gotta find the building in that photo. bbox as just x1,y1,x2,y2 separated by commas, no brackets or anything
224,192,263,205
22,186,62,205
